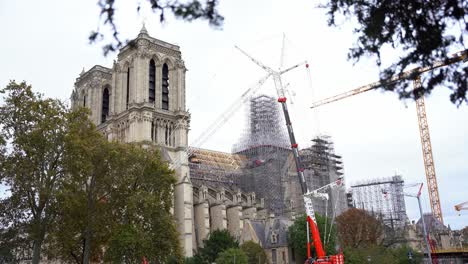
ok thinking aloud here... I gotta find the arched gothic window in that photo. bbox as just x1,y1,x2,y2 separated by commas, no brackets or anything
126,67,130,109
101,87,110,123
151,121,155,142
149,59,156,103
162,63,169,110
83,94,86,107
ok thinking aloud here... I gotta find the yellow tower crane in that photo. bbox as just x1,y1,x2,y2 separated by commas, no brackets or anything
310,50,467,224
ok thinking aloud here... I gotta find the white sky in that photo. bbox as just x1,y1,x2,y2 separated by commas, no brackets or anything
0,0,467,229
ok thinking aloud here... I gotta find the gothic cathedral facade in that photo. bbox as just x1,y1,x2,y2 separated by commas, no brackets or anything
70,26,194,256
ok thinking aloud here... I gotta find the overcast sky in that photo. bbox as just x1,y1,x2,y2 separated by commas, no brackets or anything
0,0,467,229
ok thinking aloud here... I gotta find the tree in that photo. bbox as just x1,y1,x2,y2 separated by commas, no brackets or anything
196,229,239,263
0,81,69,264
103,143,181,264
343,244,422,264
240,241,268,264
215,248,248,264
324,0,467,105
288,213,337,262
335,208,383,248
91,0,223,55
47,110,181,264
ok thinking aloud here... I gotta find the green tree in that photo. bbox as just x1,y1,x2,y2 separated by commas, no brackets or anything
47,110,181,264
215,248,248,264
46,108,116,264
288,213,337,262
324,0,467,105
240,241,268,264
0,81,68,264
343,244,422,264
197,229,239,263
103,143,181,264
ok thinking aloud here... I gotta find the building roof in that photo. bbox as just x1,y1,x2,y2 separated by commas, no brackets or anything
416,213,448,232
250,217,292,249
189,147,246,170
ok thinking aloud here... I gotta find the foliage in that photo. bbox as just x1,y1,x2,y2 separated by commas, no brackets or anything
196,229,239,263
288,213,337,262
324,0,468,105
343,244,422,264
91,0,223,55
215,248,248,264
103,143,181,264
240,241,268,264
0,81,69,264
47,109,180,264
0,81,181,263
335,208,383,248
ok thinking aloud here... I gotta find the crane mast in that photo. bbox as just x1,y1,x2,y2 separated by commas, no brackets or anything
236,45,344,263
310,50,467,224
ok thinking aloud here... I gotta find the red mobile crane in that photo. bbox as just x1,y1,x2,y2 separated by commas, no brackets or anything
236,45,344,264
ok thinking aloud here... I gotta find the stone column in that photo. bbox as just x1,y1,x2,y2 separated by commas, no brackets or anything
210,204,227,231
155,62,162,109
169,66,177,111
227,205,243,239
257,208,268,220
242,207,257,221
180,68,186,111
173,151,194,257
194,201,210,249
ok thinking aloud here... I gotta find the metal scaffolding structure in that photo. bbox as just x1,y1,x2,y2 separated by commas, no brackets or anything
233,94,292,216
351,175,408,230
232,94,290,153
300,135,347,218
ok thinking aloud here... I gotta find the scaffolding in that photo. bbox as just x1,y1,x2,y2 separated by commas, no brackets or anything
233,94,292,216
351,175,408,230
232,94,290,153
300,135,347,218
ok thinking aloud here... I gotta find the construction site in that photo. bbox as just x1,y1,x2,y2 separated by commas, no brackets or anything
184,41,468,263
185,30,466,261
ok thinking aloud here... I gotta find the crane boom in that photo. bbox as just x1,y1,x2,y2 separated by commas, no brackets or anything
310,50,467,109
170,73,271,170
455,201,468,211
309,50,467,224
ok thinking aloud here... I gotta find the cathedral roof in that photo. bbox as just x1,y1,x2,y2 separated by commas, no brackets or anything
189,147,246,170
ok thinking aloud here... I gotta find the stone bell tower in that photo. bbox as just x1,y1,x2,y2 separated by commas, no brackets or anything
71,25,193,256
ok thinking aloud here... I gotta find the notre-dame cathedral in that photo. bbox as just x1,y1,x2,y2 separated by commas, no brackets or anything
70,26,347,262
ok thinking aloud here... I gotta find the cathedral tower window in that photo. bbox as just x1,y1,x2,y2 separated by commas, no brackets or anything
151,121,155,142
126,67,130,109
162,63,169,110
149,59,156,103
101,87,110,123
83,95,86,107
